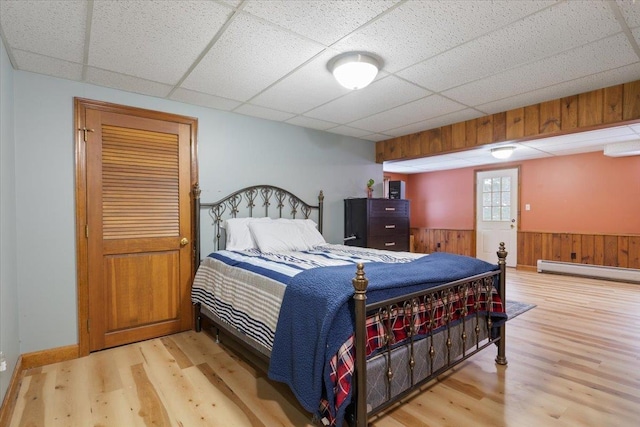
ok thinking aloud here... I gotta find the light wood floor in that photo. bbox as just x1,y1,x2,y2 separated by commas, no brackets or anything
8,269,640,427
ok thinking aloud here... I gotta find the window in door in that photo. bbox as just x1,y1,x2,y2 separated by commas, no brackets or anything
482,176,511,221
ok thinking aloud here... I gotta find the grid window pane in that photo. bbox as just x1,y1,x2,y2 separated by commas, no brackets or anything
502,177,511,191
492,207,501,220
481,174,513,221
483,207,492,221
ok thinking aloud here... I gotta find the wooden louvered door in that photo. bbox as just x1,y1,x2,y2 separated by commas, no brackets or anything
78,100,196,352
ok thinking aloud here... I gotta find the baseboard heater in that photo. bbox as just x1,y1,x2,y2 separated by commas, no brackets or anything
537,260,640,284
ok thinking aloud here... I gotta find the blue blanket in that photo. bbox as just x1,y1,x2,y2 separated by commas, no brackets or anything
267,252,501,423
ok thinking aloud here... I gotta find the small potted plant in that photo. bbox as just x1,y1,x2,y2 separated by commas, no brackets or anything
366,179,374,198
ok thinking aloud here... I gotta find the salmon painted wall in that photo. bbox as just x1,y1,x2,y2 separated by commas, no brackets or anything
406,168,475,229
520,151,640,234
404,151,640,235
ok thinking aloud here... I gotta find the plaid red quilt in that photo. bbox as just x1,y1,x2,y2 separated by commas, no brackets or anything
317,284,505,426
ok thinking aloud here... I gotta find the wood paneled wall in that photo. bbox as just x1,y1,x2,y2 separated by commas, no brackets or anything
518,231,640,269
410,228,474,256
410,229,640,270
376,80,640,162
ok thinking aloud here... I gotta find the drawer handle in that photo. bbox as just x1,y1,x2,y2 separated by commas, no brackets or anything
385,225,396,229
384,207,396,211
384,242,396,247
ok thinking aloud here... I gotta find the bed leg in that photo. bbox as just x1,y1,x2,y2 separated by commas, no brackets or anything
495,242,508,366
215,328,220,343
194,303,202,332
496,325,507,365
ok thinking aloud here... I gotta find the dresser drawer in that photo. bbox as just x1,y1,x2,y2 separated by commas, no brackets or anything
369,217,409,237
369,200,409,217
368,236,409,252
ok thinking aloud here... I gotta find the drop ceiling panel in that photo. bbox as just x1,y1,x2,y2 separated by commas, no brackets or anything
233,104,296,122
617,0,640,28
326,126,372,138
383,108,483,138
444,33,638,107
285,116,336,131
397,1,621,92
243,0,399,45
181,13,324,101
332,0,557,73
169,88,241,111
348,95,467,133
85,67,173,97
249,49,350,114
0,1,86,63
362,133,392,142
304,75,430,123
89,1,231,84
12,50,83,81
476,62,640,115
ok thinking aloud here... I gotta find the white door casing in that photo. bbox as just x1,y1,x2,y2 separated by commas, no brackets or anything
476,168,518,267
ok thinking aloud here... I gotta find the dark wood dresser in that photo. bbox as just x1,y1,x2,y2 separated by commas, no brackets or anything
344,198,410,252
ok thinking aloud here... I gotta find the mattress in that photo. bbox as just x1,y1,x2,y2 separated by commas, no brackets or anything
191,244,424,354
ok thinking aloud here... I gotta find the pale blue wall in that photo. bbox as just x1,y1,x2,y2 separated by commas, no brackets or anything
0,35,18,403
12,71,382,355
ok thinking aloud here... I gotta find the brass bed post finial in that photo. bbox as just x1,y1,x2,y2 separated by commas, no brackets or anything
352,263,368,427
495,242,508,366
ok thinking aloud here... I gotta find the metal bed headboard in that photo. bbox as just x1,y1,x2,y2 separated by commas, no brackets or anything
193,183,324,266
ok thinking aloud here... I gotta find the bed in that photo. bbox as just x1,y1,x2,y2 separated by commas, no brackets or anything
191,184,508,427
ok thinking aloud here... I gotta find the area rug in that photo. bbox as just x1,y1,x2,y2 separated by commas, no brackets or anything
505,300,536,320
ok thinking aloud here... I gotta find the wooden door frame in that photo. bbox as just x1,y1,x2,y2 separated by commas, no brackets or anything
74,98,198,356
473,165,521,264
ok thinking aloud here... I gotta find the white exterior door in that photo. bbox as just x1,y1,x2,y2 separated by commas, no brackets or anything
476,168,518,267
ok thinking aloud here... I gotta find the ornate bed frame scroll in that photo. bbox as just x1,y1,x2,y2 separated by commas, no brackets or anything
192,183,324,269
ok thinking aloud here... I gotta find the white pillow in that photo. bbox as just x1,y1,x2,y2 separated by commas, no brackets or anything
223,217,271,251
275,218,326,248
248,220,312,253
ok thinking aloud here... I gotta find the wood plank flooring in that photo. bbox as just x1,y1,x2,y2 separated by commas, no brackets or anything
8,269,640,426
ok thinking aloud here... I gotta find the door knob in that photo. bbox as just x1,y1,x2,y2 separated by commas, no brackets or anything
180,237,189,246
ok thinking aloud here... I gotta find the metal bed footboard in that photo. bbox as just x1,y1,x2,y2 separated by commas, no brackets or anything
349,243,508,427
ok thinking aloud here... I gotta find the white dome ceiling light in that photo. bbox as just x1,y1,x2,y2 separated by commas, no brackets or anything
491,146,516,160
328,52,382,90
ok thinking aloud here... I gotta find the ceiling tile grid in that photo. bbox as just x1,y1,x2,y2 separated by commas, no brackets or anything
242,0,401,46
181,12,325,101
85,66,174,98
303,75,430,123
396,1,622,93
88,1,232,85
12,50,83,81
2,0,640,170
347,94,467,133
0,0,87,63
